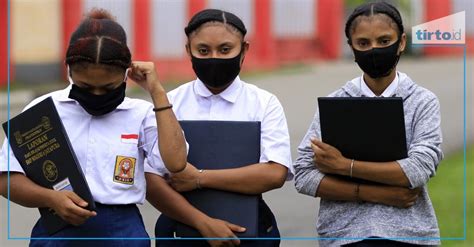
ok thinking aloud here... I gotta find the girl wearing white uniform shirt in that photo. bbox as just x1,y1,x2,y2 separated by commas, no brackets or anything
145,9,293,247
0,9,187,246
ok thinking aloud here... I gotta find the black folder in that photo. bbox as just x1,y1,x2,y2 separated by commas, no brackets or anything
2,97,95,235
175,120,261,238
318,97,407,162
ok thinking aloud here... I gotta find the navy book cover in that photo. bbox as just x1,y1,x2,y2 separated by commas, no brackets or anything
2,97,95,235
175,120,261,238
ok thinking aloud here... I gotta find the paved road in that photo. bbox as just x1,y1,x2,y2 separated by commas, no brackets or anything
1,56,472,247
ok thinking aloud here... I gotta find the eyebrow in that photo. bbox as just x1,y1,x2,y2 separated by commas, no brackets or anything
354,37,369,40
376,34,394,39
195,42,210,47
194,40,237,47
218,42,235,46
354,34,394,40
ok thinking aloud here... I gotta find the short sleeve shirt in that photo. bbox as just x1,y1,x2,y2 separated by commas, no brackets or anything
0,86,166,204
145,77,294,180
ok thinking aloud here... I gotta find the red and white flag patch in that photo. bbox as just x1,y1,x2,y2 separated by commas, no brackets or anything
121,134,138,144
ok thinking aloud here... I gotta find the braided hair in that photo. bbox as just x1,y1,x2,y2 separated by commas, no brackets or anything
65,8,131,70
345,1,404,44
184,9,247,39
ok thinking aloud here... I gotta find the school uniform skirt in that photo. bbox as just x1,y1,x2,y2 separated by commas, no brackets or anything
154,197,280,247
29,203,150,247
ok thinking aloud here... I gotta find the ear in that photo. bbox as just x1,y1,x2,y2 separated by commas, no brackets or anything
242,41,250,54
240,41,250,65
399,33,407,54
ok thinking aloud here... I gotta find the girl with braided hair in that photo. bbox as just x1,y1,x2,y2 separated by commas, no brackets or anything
294,2,442,246
0,8,187,246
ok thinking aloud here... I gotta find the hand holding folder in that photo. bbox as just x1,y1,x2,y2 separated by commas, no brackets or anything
317,97,408,184
46,189,97,226
174,120,261,238
310,138,351,175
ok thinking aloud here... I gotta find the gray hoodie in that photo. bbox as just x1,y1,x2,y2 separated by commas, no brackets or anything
294,72,443,246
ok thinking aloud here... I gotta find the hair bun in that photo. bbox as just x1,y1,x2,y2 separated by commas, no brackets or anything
87,8,116,21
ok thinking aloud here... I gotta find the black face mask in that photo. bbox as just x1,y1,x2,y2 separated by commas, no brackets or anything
69,82,126,116
353,39,401,79
191,50,243,88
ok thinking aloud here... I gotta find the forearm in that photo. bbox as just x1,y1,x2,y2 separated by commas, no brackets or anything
350,160,410,187
3,173,55,208
316,175,359,201
0,173,6,197
150,89,186,173
312,139,410,187
145,173,209,228
316,174,418,208
199,162,287,194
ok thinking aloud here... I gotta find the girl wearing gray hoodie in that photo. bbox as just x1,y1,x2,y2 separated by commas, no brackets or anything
294,2,442,247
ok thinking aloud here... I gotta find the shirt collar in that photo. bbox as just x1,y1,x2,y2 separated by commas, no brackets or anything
193,76,242,103
359,72,399,97
56,85,133,110
56,85,75,102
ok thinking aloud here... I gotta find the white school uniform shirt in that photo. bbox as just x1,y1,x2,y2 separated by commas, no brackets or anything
145,76,294,180
354,73,400,97
0,85,166,205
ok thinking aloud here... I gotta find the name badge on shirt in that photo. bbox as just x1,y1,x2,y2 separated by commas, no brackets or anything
121,134,139,144
113,155,136,185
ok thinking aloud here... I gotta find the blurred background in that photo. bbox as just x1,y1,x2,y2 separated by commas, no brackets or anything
0,0,473,246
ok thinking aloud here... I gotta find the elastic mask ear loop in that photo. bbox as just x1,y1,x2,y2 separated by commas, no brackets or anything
67,65,74,85
123,68,130,83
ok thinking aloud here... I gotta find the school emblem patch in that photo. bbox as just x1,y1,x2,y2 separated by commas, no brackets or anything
113,155,136,185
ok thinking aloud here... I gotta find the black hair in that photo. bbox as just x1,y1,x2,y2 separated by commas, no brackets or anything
65,8,131,70
184,9,247,38
345,1,404,43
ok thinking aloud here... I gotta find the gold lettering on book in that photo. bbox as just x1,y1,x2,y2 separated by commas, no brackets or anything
17,116,53,148
24,138,60,165
12,116,62,165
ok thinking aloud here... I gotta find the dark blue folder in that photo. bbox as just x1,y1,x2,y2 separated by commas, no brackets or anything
175,120,261,238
